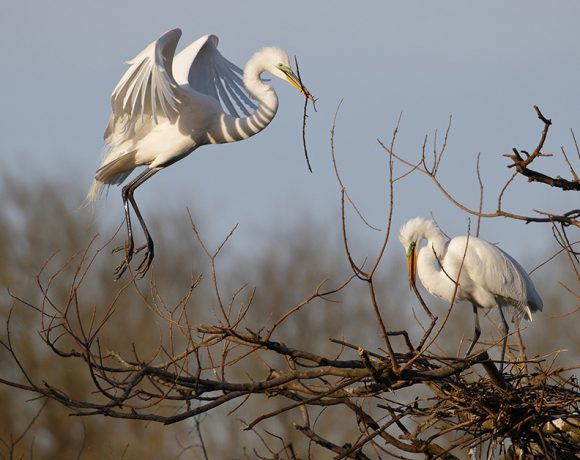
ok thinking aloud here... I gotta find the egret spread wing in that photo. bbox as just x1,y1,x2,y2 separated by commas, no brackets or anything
173,35,257,117
105,28,182,147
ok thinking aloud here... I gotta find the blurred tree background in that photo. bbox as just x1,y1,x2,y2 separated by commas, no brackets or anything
2,1,579,457
0,172,379,459
0,169,577,459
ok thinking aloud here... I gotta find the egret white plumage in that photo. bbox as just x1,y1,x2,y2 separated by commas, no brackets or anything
399,217,543,370
86,29,314,278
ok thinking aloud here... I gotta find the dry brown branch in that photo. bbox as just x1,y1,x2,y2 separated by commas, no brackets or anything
330,101,399,370
330,100,381,232
504,107,579,192
1,107,578,458
381,107,579,231
4,232,575,458
293,55,315,173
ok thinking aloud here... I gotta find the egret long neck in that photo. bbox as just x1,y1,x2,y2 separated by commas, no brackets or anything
209,72,278,144
417,232,454,300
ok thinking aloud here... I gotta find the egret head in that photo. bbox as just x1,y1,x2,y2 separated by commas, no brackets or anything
256,47,314,102
399,217,437,289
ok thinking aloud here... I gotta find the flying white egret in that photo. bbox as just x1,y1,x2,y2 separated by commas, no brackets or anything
85,28,314,278
399,217,543,369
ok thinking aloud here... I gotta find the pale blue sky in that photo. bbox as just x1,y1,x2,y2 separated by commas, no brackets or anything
1,1,579,267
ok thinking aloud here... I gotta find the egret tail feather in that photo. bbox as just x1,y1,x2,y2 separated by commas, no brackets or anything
83,151,137,206
82,180,105,207
95,151,137,184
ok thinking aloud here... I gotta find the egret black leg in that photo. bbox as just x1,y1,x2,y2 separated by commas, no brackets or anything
113,167,162,279
465,303,481,356
497,306,509,374
113,182,138,279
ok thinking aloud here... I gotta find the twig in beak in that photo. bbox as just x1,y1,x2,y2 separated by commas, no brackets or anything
294,56,316,173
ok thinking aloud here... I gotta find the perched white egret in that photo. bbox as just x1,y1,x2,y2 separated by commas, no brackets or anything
399,217,543,369
85,28,314,277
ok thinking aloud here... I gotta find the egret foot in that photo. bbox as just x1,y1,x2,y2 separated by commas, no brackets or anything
114,256,131,280
112,243,133,256
135,242,154,278
113,241,136,280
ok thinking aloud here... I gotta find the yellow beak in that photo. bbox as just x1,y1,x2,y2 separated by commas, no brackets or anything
407,245,417,289
284,69,315,103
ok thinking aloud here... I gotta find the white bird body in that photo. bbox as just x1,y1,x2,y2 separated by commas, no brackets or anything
89,30,283,197
87,28,313,277
399,217,543,365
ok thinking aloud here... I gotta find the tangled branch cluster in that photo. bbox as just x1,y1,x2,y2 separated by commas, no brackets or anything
2,246,578,458
1,107,578,459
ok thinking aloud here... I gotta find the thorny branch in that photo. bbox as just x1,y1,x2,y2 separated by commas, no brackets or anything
294,55,316,174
